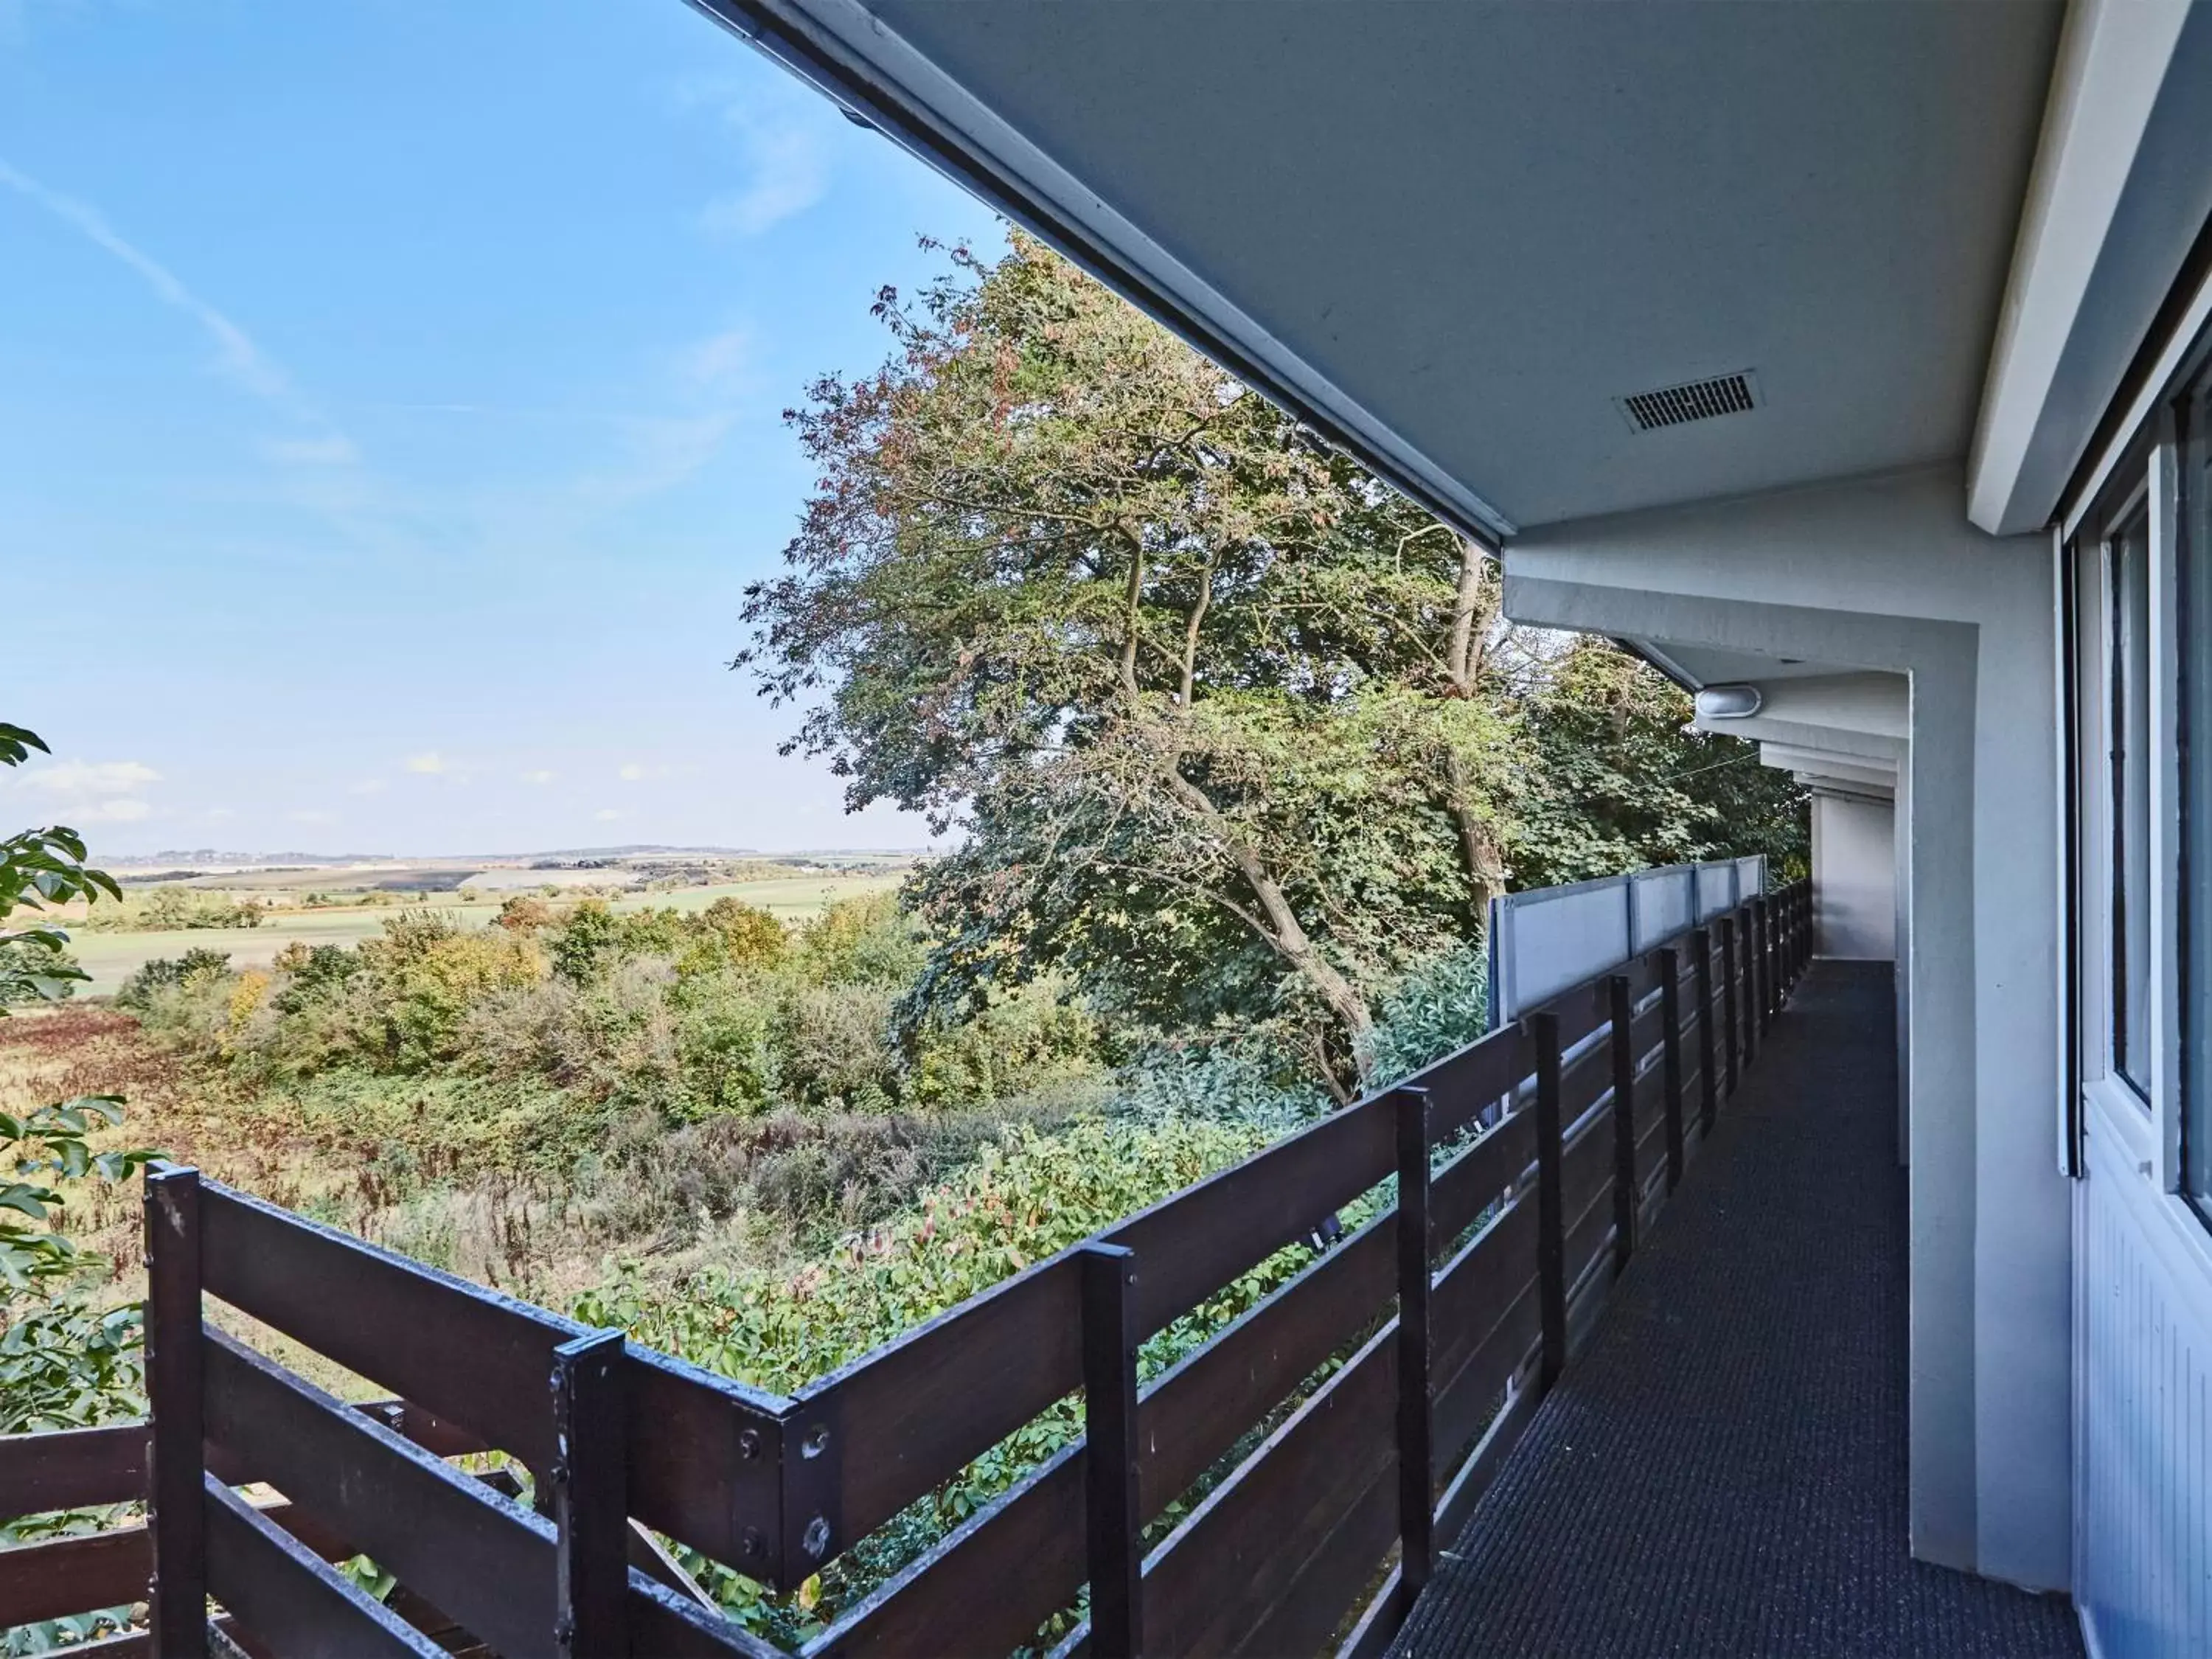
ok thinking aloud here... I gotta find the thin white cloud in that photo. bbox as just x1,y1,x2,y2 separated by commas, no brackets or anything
0,156,361,468
578,412,735,506
287,809,337,827
617,763,647,782
520,770,557,785
699,109,829,237
593,808,625,822
679,328,751,387
347,778,388,796
404,751,455,776
12,759,160,795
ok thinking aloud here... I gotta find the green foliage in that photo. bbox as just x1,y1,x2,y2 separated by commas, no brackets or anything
1508,640,1809,888
0,1094,156,1500
577,1111,1278,1642
740,237,1796,1098
0,723,119,1009
741,235,1530,1095
75,886,264,933
114,945,234,1011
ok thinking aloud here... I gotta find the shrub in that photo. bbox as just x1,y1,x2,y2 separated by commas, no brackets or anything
796,892,924,987
113,946,233,1011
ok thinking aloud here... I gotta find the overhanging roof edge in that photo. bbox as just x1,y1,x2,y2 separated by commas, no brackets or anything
684,0,1517,545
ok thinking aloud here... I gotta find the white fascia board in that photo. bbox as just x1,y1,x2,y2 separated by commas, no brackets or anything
1760,745,1899,790
686,0,1517,543
1967,0,2194,535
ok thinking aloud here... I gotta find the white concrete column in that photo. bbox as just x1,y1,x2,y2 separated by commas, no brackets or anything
1502,463,2067,1591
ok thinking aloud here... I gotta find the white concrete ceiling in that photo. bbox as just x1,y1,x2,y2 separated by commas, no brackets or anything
711,0,2064,534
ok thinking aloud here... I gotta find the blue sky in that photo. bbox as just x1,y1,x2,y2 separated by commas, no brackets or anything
0,0,1002,858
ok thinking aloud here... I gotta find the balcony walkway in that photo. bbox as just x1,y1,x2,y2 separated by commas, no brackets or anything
1391,960,2086,1659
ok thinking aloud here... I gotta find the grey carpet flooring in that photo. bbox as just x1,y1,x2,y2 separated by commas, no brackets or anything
1388,961,2084,1659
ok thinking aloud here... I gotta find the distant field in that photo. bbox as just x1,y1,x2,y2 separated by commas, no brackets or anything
59,870,909,994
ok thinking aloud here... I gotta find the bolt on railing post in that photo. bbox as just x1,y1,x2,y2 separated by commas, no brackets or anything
1392,1086,1436,1598
1526,1012,1567,1388
1718,917,1740,1097
1606,975,1637,1276
550,1329,628,1659
1078,1242,1142,1659
145,1163,207,1659
1658,948,1685,1192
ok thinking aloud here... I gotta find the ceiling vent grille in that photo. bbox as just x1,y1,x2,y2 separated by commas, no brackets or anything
1616,371,1759,433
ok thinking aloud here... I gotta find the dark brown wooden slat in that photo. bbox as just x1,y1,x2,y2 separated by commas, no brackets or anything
202,1477,445,1659
625,1570,784,1658
1103,1092,1394,1336
1408,1022,1529,1144
1430,1194,1539,1394
1560,1105,1614,1225
819,1208,1403,1658
807,1446,1084,1659
625,1348,787,1579
0,1521,146,1628
1336,1564,1408,1659
1433,1279,1542,1471
199,1180,572,1471
0,1422,145,1518
1534,978,1612,1054
1562,1178,1616,1304
1637,1103,1670,1188
198,1180,787,1582
1138,1211,1391,1520
1557,1036,1612,1129
201,1328,557,1659
1430,1107,1535,1251
1236,1449,1397,1659
803,1090,1405,1556
790,1251,1079,1557
1141,1324,1397,1658
1433,1377,1543,1545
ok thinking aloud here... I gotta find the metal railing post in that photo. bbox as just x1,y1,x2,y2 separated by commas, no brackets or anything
1393,1086,1435,1597
1607,975,1637,1274
1719,917,1740,1096
1743,911,1761,1066
1658,948,1684,1192
550,1329,627,1659
1693,928,1717,1135
1526,1013,1567,1387
1079,1242,1143,1659
145,1164,208,1659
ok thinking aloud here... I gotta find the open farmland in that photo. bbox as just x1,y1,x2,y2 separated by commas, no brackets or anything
52,859,915,993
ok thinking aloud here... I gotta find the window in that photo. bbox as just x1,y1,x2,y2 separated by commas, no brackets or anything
2181,358,2212,1217
2111,498,2154,1097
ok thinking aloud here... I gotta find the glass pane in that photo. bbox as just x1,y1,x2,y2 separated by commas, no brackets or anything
2113,505,2153,1095
2183,367,2212,1215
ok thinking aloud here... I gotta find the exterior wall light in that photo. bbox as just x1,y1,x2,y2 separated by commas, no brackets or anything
1694,684,1763,719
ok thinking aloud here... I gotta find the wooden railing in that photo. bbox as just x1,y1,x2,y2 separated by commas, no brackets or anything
0,880,1813,1658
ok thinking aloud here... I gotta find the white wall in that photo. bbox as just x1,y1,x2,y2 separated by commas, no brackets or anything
1814,794,1898,960
1503,462,2068,1590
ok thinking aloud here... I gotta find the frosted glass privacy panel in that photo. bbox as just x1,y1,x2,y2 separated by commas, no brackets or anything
1695,861,1739,921
1630,867,1694,953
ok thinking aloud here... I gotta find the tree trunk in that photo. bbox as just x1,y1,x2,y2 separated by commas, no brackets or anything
1444,748,1509,920
1158,765,1378,1085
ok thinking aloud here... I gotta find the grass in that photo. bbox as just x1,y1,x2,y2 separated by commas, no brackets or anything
55,871,908,993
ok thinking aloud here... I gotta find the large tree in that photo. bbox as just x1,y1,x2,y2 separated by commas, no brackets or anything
740,237,1519,1091
740,236,1804,1095
1506,640,1808,887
